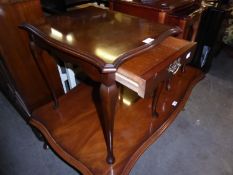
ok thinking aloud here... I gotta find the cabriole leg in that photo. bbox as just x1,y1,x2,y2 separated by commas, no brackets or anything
99,73,118,164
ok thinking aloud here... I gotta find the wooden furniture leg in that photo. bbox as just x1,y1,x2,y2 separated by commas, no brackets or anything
29,40,59,108
152,81,164,117
99,73,118,164
182,64,186,73
165,77,172,91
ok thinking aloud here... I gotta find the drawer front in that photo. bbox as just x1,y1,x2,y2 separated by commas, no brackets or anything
143,45,195,98
116,37,196,99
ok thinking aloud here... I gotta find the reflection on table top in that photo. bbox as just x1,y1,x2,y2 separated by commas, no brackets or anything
22,6,180,69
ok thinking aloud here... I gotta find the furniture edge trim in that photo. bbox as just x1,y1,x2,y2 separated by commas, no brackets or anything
29,119,94,175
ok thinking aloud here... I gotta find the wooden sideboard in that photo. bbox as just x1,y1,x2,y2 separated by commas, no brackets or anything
110,0,205,41
0,0,64,120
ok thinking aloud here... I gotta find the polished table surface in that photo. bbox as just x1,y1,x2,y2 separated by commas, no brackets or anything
22,6,180,71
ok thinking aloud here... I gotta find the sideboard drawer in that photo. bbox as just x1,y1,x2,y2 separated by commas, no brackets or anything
116,36,196,98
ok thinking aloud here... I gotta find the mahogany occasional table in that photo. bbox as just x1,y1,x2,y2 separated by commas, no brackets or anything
20,6,204,175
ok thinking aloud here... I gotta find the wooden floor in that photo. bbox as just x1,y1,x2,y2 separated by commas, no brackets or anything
30,66,204,175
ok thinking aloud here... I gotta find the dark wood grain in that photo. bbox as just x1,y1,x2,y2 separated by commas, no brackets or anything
0,0,64,118
31,66,204,175
29,40,59,108
152,81,164,117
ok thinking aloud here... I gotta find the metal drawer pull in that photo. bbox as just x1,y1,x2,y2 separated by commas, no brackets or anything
168,59,181,75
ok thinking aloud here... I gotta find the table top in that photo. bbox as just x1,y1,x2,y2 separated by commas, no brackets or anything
112,0,196,12
21,6,180,72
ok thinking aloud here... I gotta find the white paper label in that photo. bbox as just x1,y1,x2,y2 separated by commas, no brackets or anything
172,101,178,106
186,52,191,59
142,38,154,44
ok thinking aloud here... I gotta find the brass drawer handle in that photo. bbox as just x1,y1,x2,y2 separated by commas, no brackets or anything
168,59,181,75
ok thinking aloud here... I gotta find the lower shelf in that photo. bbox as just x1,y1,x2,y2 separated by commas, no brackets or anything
30,66,204,175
